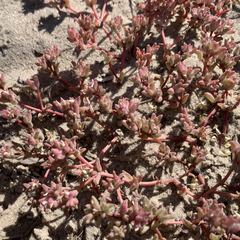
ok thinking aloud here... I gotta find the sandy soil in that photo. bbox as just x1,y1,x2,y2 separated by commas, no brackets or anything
1,0,240,239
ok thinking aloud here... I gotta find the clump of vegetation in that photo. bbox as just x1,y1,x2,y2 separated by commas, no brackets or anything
1,0,240,239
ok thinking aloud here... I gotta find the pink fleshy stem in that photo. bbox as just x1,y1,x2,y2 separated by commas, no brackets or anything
100,0,108,21
16,118,33,132
67,6,80,15
167,35,183,50
198,173,207,190
102,26,117,45
172,179,199,201
36,89,44,110
133,33,140,55
219,110,228,149
232,234,240,240
117,33,123,43
139,178,199,200
154,228,164,240
99,192,112,202
84,111,116,136
150,136,197,147
161,69,173,88
174,93,180,102
18,101,42,113
109,63,120,81
161,29,167,48
53,71,79,90
201,106,218,127
202,164,235,198
100,172,131,184
221,89,228,99
43,168,51,183
166,220,183,225
178,166,195,180
86,41,121,58
75,174,97,191
120,45,126,73
101,172,199,200
201,223,210,240
117,188,123,204
98,137,119,160
17,101,64,117
77,154,94,169
91,6,99,20
175,157,187,165
85,97,95,116
210,191,239,199
145,58,152,67
201,58,210,77
106,213,122,220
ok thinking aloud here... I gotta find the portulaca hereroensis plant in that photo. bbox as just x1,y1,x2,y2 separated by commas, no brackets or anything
1,0,240,239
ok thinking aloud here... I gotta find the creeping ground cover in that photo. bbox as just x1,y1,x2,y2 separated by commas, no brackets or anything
1,0,240,239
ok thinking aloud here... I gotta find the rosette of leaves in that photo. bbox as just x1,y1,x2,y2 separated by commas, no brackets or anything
107,196,172,239
83,196,114,227
184,198,240,239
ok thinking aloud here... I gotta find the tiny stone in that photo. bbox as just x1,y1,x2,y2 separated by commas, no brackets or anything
16,165,28,173
33,227,51,240
65,219,77,234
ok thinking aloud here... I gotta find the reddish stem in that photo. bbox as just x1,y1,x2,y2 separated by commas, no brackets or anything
85,97,95,116
155,228,164,240
77,155,94,169
210,191,239,199
161,69,173,88
36,89,44,110
120,45,126,73
53,71,79,90
166,220,183,225
43,168,51,183
202,164,235,198
86,41,121,58
17,101,64,117
100,0,108,21
152,136,197,147
91,6,99,20
201,223,210,240
201,106,218,127
102,26,117,44
133,33,140,55
67,6,80,14
219,110,228,148
98,137,119,159
109,63,119,80
198,173,207,190
75,174,97,191
117,188,123,204
85,111,116,136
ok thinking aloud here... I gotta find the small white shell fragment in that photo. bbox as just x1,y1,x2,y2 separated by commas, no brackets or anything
218,150,226,157
148,103,157,112
223,149,231,156
225,137,231,142
188,183,196,190
116,128,124,136
213,125,221,135
96,75,113,82
205,147,211,153
210,136,217,142
233,211,240,219
224,142,231,149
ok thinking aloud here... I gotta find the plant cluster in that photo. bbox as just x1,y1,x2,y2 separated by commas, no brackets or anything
1,0,240,239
